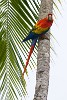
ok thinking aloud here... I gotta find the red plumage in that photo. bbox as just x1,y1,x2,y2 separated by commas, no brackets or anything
22,46,34,76
22,14,53,77
37,18,53,28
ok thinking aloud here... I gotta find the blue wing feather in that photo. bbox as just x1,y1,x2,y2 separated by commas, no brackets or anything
23,28,50,42
23,32,39,42
31,38,37,46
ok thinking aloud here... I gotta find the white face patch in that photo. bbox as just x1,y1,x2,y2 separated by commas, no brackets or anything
48,15,52,21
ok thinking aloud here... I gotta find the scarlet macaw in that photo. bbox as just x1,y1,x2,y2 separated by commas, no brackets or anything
22,14,53,76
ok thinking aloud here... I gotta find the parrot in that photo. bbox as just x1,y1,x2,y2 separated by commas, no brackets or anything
22,14,53,76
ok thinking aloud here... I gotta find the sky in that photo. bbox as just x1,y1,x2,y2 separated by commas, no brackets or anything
23,0,67,100
48,0,67,100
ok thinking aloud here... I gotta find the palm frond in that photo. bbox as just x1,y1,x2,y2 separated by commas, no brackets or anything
0,0,40,99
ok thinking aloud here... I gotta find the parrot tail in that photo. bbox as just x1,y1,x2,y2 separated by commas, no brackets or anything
22,38,37,77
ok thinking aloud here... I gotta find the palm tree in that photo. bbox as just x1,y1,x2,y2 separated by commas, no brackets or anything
33,0,53,100
0,0,61,100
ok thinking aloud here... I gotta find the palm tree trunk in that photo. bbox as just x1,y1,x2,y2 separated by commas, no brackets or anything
33,0,53,100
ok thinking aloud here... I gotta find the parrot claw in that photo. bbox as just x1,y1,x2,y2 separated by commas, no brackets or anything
44,35,49,40
39,34,49,40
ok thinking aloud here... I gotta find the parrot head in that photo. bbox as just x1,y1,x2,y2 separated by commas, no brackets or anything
48,14,53,21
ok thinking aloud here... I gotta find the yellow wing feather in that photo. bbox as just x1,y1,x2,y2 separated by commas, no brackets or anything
32,26,49,34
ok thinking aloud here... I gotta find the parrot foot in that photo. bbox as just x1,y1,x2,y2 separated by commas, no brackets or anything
40,34,49,40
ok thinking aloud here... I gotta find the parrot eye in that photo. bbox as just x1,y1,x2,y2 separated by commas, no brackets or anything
48,14,52,21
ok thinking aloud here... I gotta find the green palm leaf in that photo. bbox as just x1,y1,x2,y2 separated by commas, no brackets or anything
0,0,40,99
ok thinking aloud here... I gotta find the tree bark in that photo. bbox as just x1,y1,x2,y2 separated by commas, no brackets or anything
33,0,53,100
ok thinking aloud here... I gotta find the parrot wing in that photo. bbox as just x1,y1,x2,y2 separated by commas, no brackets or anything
23,17,53,42
23,31,39,42
23,24,49,42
